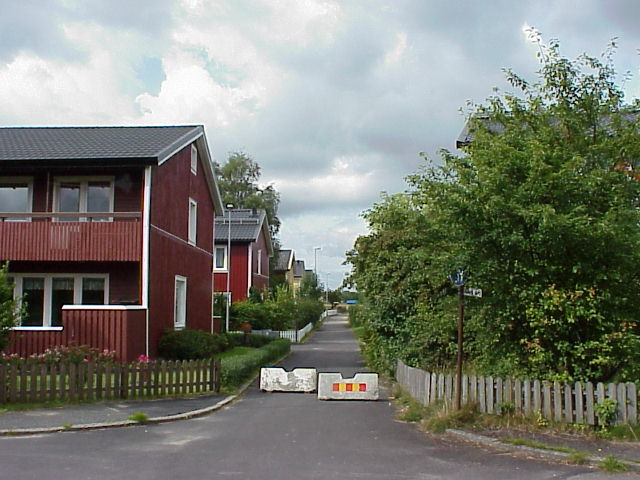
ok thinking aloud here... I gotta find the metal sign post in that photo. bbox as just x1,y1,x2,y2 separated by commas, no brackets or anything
448,269,466,411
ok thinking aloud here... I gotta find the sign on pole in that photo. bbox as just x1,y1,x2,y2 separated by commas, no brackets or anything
464,287,482,298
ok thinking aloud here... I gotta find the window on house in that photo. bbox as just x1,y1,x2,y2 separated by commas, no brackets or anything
188,198,197,244
174,276,187,329
191,145,198,174
81,278,105,305
214,246,227,270
54,177,114,222
12,274,108,328
257,249,262,275
22,277,45,326
51,278,74,327
0,178,32,221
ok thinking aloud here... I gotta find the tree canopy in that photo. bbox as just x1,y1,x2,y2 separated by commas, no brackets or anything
215,152,281,238
347,38,640,382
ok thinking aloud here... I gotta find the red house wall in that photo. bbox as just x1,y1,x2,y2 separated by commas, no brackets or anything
213,243,250,302
148,144,215,356
250,230,270,293
7,308,146,362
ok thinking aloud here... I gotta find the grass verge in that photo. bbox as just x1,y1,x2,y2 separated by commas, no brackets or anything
600,455,628,473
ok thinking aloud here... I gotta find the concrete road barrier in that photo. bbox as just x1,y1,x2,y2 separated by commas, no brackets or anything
260,368,317,393
317,373,379,401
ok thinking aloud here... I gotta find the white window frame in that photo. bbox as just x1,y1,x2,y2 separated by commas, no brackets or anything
190,145,198,174
11,273,109,329
0,176,33,221
257,249,262,275
53,176,115,222
188,198,197,245
214,246,228,271
174,275,187,329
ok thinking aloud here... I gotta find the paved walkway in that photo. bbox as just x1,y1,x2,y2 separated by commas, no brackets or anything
0,392,226,431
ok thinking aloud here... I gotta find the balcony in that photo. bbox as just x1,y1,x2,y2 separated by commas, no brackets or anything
0,212,142,262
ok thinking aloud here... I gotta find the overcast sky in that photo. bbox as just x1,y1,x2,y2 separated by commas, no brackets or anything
1,0,639,290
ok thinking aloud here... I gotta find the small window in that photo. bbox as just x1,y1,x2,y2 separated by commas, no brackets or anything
22,277,45,326
188,199,197,244
257,249,262,275
191,145,198,174
82,278,105,305
0,178,32,221
214,246,227,270
174,276,187,329
51,278,74,327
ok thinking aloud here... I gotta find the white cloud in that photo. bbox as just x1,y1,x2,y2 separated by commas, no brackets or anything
1,0,639,290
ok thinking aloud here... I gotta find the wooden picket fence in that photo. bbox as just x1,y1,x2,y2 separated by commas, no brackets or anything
396,360,638,426
0,358,220,404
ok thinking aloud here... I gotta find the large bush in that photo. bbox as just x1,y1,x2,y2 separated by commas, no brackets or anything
347,38,640,382
230,301,273,330
296,297,325,327
224,332,273,348
158,329,229,360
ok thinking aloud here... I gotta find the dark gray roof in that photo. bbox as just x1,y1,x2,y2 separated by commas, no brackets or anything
215,209,273,255
0,125,204,165
293,260,306,277
456,111,640,148
274,249,294,272
456,116,503,148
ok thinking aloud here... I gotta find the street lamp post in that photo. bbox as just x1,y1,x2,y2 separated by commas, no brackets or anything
325,273,330,304
313,246,321,277
225,204,234,332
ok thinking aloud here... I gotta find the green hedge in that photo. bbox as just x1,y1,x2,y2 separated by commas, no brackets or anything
224,333,273,348
158,329,229,360
221,339,290,388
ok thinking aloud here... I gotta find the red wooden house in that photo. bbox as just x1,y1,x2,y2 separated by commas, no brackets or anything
213,209,273,304
0,126,223,361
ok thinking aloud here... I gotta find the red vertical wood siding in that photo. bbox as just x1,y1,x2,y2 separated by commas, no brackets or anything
212,243,249,302
147,143,216,355
0,221,141,261
6,308,147,362
250,229,270,293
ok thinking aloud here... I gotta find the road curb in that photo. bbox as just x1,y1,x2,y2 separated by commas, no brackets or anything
445,429,640,472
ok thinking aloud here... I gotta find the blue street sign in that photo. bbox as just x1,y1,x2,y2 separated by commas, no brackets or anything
448,268,467,287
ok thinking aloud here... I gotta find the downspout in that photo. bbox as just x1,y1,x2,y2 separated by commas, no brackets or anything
247,245,253,298
142,166,152,357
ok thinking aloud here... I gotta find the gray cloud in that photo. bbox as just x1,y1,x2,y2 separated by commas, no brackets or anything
1,0,639,288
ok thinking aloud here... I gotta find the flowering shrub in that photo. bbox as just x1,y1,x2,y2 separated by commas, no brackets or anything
137,354,152,363
0,344,116,365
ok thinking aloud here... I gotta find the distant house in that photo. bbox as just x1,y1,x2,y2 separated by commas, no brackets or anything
272,249,295,291
213,208,273,304
288,260,306,296
0,126,223,361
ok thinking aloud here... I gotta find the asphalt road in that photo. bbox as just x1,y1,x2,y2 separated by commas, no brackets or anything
0,315,633,479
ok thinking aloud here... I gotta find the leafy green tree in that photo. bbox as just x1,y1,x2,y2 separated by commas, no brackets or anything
299,272,323,300
0,262,24,351
348,38,640,382
215,152,281,238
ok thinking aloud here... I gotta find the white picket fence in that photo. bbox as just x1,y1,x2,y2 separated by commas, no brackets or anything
396,360,638,426
242,310,337,343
